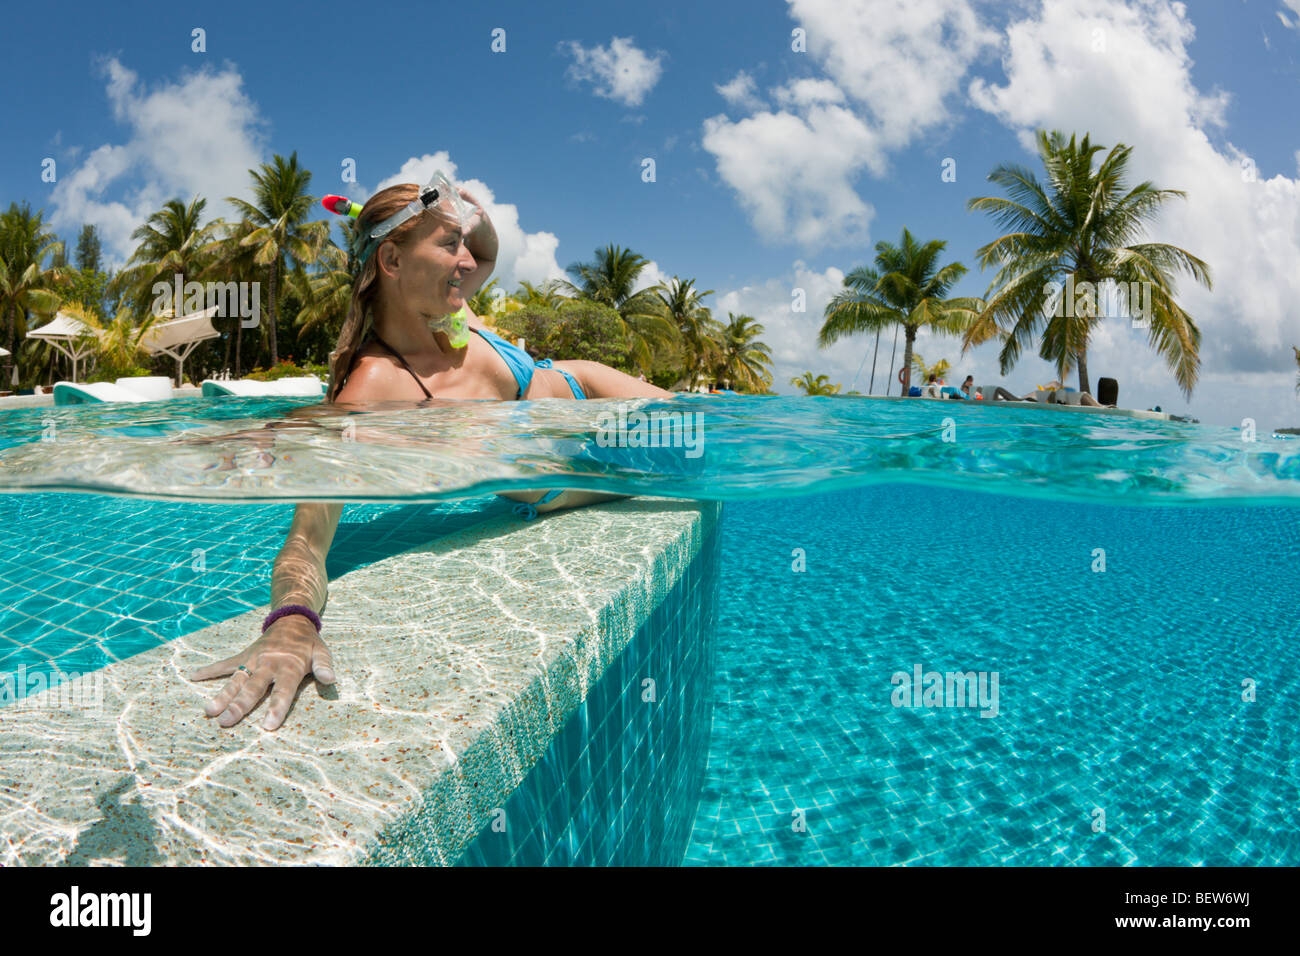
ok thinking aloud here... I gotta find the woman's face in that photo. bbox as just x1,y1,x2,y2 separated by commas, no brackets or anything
379,212,476,318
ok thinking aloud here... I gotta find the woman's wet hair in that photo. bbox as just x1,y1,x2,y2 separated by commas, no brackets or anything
325,183,426,403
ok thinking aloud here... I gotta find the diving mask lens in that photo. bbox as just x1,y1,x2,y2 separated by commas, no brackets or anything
422,171,476,232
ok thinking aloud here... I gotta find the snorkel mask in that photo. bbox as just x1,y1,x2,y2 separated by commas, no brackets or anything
323,170,478,348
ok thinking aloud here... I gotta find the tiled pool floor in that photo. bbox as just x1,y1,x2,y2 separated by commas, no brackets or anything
685,485,1300,866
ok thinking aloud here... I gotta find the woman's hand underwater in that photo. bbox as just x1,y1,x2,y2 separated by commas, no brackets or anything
190,614,335,730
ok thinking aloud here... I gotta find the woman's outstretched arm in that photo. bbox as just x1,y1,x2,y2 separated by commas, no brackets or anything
190,502,344,729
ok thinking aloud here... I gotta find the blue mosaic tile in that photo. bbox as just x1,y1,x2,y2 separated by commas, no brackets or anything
456,514,720,866
0,492,510,703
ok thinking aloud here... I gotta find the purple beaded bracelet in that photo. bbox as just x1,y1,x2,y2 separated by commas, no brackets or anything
262,604,322,634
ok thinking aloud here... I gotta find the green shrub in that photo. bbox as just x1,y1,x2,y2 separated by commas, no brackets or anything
492,301,629,367
85,365,152,384
244,358,324,381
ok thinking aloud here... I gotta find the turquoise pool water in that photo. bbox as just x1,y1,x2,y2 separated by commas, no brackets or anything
685,486,1298,865
0,492,511,689
1,394,1297,503
2,395,1297,864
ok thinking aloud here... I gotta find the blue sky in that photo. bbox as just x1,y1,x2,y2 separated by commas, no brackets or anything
3,0,1299,425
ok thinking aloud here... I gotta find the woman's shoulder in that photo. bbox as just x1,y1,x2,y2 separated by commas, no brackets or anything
333,350,411,404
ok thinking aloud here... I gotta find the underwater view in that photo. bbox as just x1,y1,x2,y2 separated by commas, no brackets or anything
3,395,1297,870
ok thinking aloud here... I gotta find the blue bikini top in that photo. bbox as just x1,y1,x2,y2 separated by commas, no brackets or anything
473,326,536,399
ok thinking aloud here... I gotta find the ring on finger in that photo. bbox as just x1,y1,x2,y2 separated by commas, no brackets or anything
235,664,251,676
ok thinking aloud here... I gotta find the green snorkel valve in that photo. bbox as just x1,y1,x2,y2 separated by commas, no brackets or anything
443,307,470,348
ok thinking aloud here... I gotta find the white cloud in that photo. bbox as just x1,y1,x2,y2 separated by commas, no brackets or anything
560,37,664,107
49,58,265,268
788,0,998,147
967,0,1300,424
770,77,846,110
702,107,881,248
1279,1,1300,29
714,264,855,389
716,70,763,111
702,0,995,249
371,153,564,290
632,259,671,295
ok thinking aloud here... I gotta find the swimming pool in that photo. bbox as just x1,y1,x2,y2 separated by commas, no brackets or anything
1,395,1297,865
685,485,1298,865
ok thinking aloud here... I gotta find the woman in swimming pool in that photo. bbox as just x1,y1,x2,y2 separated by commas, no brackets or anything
191,177,671,730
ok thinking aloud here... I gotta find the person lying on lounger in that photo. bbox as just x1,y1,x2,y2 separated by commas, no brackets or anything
990,380,1107,406
191,172,671,731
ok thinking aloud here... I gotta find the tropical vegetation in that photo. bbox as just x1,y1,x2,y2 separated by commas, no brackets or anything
819,228,982,396
909,353,952,384
0,131,1213,403
789,372,841,396
965,130,1210,398
0,168,781,393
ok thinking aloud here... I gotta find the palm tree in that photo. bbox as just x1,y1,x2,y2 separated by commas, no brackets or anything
202,218,263,376
655,277,716,388
468,278,501,317
0,202,65,362
820,228,982,396
289,240,351,351
966,130,1210,397
790,371,841,396
111,197,216,319
909,353,952,384
66,301,157,381
563,243,648,307
513,279,567,308
1293,346,1299,395
336,217,366,279
716,313,772,392
563,244,676,372
227,152,332,366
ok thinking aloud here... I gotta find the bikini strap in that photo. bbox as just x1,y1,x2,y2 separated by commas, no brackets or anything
367,330,433,399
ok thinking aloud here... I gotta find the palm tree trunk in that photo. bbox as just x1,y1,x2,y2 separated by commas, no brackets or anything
268,260,279,366
234,320,243,377
1077,350,1090,395
885,324,900,396
867,328,881,394
900,326,917,396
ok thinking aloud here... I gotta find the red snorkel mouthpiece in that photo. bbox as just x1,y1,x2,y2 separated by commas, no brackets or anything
322,195,362,218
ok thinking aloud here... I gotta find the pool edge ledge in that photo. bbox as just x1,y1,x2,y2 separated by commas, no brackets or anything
363,500,719,865
0,497,720,867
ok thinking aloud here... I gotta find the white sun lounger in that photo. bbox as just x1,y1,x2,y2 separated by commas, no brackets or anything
53,376,175,405
200,377,326,398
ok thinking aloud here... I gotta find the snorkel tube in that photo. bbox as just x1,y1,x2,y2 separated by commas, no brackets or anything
322,190,471,348
322,194,363,219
